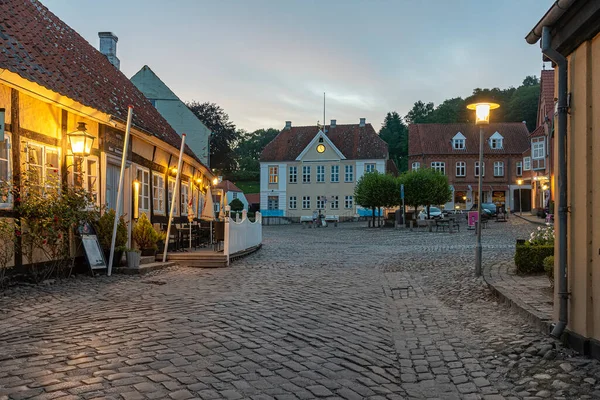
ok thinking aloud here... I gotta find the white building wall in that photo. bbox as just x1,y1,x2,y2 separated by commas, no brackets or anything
259,163,269,211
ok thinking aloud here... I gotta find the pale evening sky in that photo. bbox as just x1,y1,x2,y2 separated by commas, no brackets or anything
44,0,552,132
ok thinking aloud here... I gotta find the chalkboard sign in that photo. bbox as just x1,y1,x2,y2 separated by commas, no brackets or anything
78,222,107,272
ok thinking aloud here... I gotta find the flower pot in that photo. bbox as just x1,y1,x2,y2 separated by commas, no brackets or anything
103,249,123,270
126,251,141,269
140,248,156,257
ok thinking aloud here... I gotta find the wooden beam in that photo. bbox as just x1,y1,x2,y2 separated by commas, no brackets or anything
10,89,21,268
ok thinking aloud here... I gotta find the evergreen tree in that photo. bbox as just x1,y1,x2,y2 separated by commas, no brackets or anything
379,112,408,173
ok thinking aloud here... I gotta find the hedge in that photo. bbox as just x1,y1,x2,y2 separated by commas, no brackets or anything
514,244,554,274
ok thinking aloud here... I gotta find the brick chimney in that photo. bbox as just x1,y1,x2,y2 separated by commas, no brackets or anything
359,118,366,127
330,119,336,128
285,121,292,130
98,32,120,70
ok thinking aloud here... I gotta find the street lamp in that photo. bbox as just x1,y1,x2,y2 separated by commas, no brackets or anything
517,179,523,217
466,100,500,277
67,122,95,157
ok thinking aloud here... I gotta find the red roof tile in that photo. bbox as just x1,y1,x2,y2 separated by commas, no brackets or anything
409,123,530,156
0,0,207,169
529,125,546,138
260,123,388,161
245,193,260,204
540,69,555,122
215,180,242,193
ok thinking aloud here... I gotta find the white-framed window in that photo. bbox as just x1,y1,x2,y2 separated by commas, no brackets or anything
316,165,325,182
523,157,531,171
474,161,485,177
302,165,311,183
331,196,339,209
412,162,420,171
494,161,504,177
345,165,354,182
344,195,353,209
316,196,326,209
453,139,465,149
25,142,60,195
532,137,546,170
180,181,189,215
289,166,297,183
70,155,99,206
302,196,310,209
431,162,445,175
0,134,12,208
455,161,466,177
168,178,178,215
192,187,199,215
232,192,238,199
365,163,376,173
331,165,339,182
289,196,297,209
489,132,504,149
268,165,278,184
152,173,165,214
136,167,150,212
516,161,523,177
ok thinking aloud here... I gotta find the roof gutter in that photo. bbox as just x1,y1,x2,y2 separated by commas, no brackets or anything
525,0,577,44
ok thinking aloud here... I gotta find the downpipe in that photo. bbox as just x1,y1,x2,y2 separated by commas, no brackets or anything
541,26,568,339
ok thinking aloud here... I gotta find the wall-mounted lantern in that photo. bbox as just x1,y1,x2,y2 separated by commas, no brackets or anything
212,177,218,186
132,179,140,220
170,167,178,176
67,122,95,157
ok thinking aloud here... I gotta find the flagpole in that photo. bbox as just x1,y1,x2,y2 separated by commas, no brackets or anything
162,134,186,263
107,106,133,276
323,92,326,131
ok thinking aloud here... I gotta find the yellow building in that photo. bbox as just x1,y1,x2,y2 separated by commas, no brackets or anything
526,0,600,357
0,1,212,269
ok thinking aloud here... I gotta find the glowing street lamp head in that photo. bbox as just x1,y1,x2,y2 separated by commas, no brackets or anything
466,101,500,125
212,177,218,185
517,179,523,186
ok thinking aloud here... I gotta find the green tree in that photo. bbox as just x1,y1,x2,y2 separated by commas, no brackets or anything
379,112,408,172
234,128,279,177
522,75,540,87
354,172,400,227
229,198,244,212
426,98,468,123
504,84,540,131
404,101,435,124
400,168,452,219
187,101,239,172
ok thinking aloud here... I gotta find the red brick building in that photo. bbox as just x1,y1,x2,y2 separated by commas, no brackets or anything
408,122,531,211
525,69,555,215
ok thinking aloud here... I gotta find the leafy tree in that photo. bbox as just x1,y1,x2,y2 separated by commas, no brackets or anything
426,98,468,124
504,85,540,131
379,112,408,172
522,75,540,87
187,101,239,172
404,101,434,124
400,168,452,219
354,172,400,227
234,128,279,177
229,198,244,212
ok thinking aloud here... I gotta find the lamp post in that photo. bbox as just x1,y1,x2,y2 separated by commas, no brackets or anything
67,122,95,187
517,179,523,216
466,100,500,277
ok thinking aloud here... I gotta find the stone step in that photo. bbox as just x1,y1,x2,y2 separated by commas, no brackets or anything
116,261,176,275
140,256,155,265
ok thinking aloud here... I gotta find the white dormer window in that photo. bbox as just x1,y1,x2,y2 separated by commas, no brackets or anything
489,132,503,149
452,132,466,150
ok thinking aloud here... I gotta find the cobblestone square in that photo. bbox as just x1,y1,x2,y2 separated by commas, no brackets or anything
0,218,599,399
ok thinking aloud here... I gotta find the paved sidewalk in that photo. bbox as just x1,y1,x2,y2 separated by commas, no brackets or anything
484,259,554,333
512,213,548,226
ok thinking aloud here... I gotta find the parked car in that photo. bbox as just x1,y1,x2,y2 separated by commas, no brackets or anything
418,206,443,219
465,203,497,221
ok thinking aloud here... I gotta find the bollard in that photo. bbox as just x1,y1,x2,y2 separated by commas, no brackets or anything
409,220,413,231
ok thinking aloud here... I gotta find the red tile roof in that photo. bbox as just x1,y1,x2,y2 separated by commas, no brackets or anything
409,123,530,156
215,180,242,193
529,125,546,138
0,0,207,169
260,123,388,161
245,193,260,204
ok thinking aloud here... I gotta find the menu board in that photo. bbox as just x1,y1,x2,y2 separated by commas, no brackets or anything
78,222,107,272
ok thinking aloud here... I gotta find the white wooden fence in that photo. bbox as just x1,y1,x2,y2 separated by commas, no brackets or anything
224,211,262,265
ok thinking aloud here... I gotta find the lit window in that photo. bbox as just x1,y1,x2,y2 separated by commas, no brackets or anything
455,161,466,177
494,161,504,177
26,142,60,195
168,178,178,215
152,173,165,214
181,181,190,215
136,167,150,212
431,162,445,175
268,166,278,184
331,165,339,182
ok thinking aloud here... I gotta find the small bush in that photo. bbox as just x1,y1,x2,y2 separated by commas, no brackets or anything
515,244,554,274
132,213,160,251
96,209,128,252
544,255,554,287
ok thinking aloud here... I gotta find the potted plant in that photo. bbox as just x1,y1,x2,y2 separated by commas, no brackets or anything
126,248,141,269
132,213,161,256
95,209,128,270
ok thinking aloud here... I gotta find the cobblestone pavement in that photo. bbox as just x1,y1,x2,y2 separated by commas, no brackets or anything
0,218,599,399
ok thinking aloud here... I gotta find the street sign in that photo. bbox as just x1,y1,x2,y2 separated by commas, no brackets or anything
400,184,405,200
468,211,479,227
